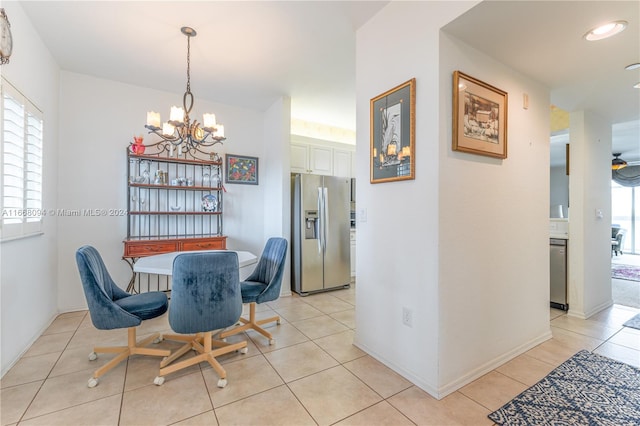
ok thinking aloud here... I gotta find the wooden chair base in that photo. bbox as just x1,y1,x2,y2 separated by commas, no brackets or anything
88,327,170,387
155,331,247,387
218,302,280,344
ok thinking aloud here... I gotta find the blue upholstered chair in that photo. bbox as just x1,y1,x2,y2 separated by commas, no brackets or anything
219,238,288,345
154,251,248,388
75,245,170,388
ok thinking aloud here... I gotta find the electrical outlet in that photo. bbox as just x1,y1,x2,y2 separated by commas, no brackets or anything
402,307,413,327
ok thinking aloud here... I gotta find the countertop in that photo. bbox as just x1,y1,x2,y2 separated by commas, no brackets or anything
550,219,568,239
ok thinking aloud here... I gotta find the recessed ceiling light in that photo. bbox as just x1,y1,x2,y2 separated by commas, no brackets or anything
584,20,627,41
625,63,640,71
634,82,640,89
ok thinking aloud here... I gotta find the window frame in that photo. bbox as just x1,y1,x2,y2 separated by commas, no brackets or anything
1,77,44,241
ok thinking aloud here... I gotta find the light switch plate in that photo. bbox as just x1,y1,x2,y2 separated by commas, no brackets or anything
359,208,367,223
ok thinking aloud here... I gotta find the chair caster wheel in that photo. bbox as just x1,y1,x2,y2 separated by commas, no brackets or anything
239,347,248,354
153,335,163,344
88,377,98,388
269,339,276,346
154,376,165,386
88,352,98,361
217,378,227,388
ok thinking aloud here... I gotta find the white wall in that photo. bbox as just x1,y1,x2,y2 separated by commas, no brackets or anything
57,72,268,312
438,35,551,394
567,111,613,318
1,2,60,375
355,1,477,397
263,96,292,295
355,1,551,398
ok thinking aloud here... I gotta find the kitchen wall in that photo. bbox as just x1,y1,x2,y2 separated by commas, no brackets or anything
355,0,550,398
1,2,60,376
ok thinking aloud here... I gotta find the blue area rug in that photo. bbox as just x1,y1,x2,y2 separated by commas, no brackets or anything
623,313,640,330
611,263,640,282
488,350,640,425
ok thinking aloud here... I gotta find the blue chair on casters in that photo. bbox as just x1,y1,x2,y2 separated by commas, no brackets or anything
75,245,170,388
219,238,288,345
154,251,248,388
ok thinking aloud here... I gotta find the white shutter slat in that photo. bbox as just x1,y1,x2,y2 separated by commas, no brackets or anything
2,78,44,236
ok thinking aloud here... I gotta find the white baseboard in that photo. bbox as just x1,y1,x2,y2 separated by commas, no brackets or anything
353,339,440,397
436,330,552,398
568,299,613,319
354,330,552,400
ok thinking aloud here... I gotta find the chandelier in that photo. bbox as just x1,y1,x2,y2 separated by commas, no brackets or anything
144,27,225,152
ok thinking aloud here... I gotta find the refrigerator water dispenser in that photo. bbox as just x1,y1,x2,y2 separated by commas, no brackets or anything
305,210,318,239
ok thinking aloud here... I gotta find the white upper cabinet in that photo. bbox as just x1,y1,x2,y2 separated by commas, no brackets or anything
333,149,352,178
291,136,355,177
290,143,309,174
291,143,333,175
309,145,333,175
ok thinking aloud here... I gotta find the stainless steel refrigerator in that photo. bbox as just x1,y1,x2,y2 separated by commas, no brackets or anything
291,173,351,295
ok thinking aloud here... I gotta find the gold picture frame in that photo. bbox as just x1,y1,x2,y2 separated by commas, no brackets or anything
370,78,416,183
452,71,508,159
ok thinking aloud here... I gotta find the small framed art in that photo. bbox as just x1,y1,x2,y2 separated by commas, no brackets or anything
225,154,258,185
452,71,508,159
370,78,416,183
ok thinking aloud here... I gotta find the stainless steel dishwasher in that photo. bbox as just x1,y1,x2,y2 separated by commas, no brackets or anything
550,238,568,310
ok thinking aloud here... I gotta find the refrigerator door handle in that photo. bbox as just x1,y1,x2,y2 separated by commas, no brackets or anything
317,187,323,254
322,187,329,253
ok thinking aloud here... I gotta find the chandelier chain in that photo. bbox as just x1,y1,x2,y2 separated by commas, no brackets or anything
186,34,191,94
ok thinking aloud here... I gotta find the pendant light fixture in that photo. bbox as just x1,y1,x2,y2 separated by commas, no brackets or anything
144,27,225,154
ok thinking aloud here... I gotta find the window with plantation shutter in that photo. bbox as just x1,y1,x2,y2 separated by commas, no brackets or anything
1,78,44,240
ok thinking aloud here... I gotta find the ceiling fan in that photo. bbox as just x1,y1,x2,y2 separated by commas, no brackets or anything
612,153,628,170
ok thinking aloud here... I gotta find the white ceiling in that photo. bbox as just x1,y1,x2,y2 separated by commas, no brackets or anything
19,1,389,131
17,1,640,165
442,0,640,167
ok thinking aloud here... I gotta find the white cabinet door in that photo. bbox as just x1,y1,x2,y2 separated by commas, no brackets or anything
333,149,352,177
291,143,309,174
309,145,333,175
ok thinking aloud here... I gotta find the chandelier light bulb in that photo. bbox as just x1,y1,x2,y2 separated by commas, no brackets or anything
169,106,184,123
162,122,175,136
203,113,216,129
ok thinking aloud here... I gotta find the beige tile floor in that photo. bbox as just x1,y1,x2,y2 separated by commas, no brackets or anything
2,285,640,426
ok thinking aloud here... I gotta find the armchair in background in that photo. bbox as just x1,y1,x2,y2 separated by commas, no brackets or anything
612,228,626,256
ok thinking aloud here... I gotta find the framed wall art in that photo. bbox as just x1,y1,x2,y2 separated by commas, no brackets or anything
370,78,415,183
452,71,508,159
225,154,258,185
